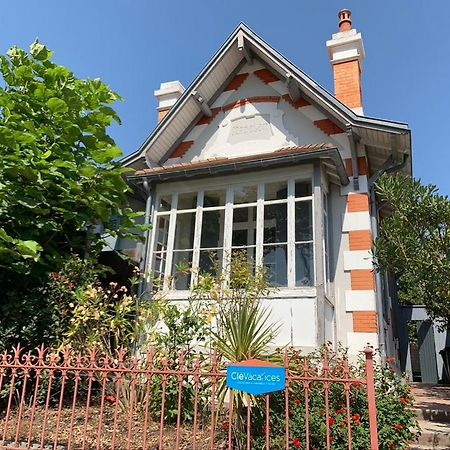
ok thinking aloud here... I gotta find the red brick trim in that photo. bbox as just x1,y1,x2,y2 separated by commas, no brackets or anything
281,94,311,108
349,230,372,251
351,270,375,291
347,194,369,213
224,73,249,91
222,96,279,112
314,119,345,135
169,141,194,159
196,107,221,125
254,68,280,84
353,311,378,333
344,157,369,177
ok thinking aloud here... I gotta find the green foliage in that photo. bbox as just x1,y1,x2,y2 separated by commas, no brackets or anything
0,40,144,276
239,347,420,450
146,300,211,424
374,174,450,329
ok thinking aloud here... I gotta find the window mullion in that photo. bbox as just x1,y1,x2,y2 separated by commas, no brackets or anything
222,186,234,280
164,193,178,289
190,191,204,288
287,178,295,288
256,183,264,267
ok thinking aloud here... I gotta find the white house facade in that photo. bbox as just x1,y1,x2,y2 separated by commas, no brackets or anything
118,11,412,362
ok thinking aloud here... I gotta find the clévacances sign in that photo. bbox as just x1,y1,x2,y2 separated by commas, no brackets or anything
226,359,286,395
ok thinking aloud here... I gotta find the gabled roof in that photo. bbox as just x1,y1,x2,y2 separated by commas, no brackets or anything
123,23,411,174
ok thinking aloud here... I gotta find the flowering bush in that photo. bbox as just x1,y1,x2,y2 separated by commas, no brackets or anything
245,347,420,450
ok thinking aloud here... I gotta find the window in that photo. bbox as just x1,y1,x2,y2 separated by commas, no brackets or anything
151,176,315,290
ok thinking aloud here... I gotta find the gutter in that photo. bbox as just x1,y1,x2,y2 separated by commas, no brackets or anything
367,153,409,360
127,148,350,187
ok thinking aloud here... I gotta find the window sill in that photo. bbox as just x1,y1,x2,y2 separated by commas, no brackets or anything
156,286,317,301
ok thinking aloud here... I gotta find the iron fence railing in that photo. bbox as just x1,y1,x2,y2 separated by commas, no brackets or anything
0,346,378,450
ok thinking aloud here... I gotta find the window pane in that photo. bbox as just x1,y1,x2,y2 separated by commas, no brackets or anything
158,195,172,212
178,192,197,210
263,244,288,286
264,203,287,244
233,185,257,204
155,216,170,252
295,243,314,286
295,201,313,241
199,249,223,275
201,210,225,248
172,251,193,290
232,206,256,247
174,212,196,250
204,190,226,207
295,181,312,198
153,251,166,277
265,181,287,201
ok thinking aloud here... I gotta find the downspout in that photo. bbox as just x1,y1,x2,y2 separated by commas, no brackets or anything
138,179,154,298
368,153,409,360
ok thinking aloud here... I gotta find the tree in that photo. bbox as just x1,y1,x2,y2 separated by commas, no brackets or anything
0,41,142,277
374,174,450,330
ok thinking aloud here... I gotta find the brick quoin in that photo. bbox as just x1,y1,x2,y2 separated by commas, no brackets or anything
349,230,372,251
313,118,344,135
224,73,249,91
196,107,221,125
169,141,194,159
254,68,280,84
333,60,363,109
344,157,369,177
347,193,369,212
281,94,311,108
353,311,378,333
351,269,375,290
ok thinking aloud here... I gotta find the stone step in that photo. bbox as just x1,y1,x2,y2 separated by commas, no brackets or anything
410,446,449,450
415,420,450,448
415,407,450,424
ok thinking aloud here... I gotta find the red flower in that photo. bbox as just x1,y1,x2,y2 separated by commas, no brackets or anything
335,408,344,415
294,398,301,406
400,397,409,404
222,421,229,431
329,417,335,427
394,423,403,430
292,437,302,448
352,414,361,426
104,395,116,405
340,421,347,428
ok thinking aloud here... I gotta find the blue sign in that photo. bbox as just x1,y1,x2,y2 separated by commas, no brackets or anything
226,359,286,395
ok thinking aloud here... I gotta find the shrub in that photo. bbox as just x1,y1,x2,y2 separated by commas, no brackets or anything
242,347,420,450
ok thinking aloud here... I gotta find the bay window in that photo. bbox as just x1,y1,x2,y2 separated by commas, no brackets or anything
150,174,316,291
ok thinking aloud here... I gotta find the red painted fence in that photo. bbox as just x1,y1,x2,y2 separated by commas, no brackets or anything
0,346,378,450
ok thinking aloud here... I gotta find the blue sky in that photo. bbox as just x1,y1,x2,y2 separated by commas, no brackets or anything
2,1,450,193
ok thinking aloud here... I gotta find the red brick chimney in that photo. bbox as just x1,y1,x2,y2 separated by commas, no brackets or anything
326,9,365,114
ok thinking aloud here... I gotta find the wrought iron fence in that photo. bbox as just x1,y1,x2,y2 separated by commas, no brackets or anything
0,346,378,450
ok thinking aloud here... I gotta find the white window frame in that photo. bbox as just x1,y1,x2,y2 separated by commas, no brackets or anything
148,165,317,295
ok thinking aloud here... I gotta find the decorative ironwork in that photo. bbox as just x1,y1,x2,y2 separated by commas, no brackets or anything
0,345,378,449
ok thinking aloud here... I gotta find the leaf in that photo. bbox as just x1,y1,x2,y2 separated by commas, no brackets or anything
30,40,54,61
46,97,68,114
16,240,42,260
91,146,122,164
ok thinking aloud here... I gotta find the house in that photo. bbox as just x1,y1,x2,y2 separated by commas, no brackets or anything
118,10,412,361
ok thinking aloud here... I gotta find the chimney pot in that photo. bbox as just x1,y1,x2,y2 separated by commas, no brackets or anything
338,9,352,32
326,10,365,114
